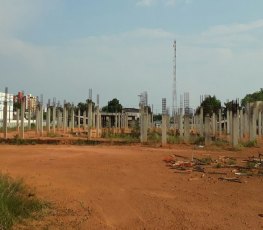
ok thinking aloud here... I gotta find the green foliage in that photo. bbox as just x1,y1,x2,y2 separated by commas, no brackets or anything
241,140,257,147
196,95,221,118
76,102,87,114
153,114,162,122
193,136,205,145
102,98,123,113
0,174,47,230
241,88,263,106
167,135,182,144
148,130,161,142
76,100,95,114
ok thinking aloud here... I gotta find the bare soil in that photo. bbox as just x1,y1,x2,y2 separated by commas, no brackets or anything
0,143,262,229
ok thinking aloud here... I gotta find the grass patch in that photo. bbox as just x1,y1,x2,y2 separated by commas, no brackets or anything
167,135,182,144
241,140,257,148
0,173,47,230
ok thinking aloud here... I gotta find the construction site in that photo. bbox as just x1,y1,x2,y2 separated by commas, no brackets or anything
0,37,263,229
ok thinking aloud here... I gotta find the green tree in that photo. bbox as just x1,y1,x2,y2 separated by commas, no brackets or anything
102,98,123,113
241,88,263,107
196,95,221,118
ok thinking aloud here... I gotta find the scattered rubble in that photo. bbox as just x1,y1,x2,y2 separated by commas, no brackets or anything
163,153,263,183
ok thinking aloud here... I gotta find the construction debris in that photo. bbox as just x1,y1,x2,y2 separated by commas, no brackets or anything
218,177,242,183
163,152,263,183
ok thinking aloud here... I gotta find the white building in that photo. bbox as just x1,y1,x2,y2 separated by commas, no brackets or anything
0,92,14,121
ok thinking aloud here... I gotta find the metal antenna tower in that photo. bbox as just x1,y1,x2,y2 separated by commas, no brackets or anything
172,40,177,115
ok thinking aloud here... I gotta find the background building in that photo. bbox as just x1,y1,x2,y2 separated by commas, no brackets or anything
0,92,14,121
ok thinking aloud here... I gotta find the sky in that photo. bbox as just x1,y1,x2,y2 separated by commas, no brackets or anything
0,0,263,113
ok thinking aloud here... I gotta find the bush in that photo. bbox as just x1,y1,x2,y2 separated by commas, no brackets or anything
241,140,257,147
0,174,47,229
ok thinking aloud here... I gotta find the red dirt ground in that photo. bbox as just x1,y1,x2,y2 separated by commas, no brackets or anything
0,144,262,229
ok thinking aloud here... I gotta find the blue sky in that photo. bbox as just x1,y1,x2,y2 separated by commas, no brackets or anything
1,0,263,112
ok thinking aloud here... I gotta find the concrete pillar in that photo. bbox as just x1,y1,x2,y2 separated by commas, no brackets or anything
162,114,167,146
88,102,93,128
20,98,25,139
244,111,249,138
143,107,148,142
63,106,67,133
39,105,43,136
46,107,51,133
204,115,210,145
231,113,238,147
125,114,129,129
78,109,81,130
239,109,243,140
16,109,20,132
212,113,216,137
179,113,184,138
140,106,144,143
35,109,39,134
227,109,230,135
249,107,256,141
115,113,118,128
83,111,87,130
57,111,62,130
218,109,222,136
184,115,190,143
200,107,204,136
258,111,262,139
229,110,233,136
28,107,31,131
52,106,56,133
71,108,74,131
3,93,8,139
118,113,121,129
96,106,100,137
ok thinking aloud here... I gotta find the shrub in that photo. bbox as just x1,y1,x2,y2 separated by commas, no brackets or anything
0,174,47,229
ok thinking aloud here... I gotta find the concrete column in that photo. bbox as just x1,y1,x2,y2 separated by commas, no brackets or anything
71,108,74,131
179,113,184,138
204,115,210,145
20,98,25,139
125,114,129,129
200,107,204,136
162,114,167,146
83,111,87,130
258,111,262,139
140,106,144,143
88,102,93,128
3,94,8,139
184,115,190,143
239,109,243,140
63,106,67,133
96,106,100,137
118,113,121,129
231,113,238,147
218,109,222,136
229,110,233,136
227,109,230,135
244,111,248,138
115,113,118,128
16,109,20,132
249,107,256,141
143,107,148,142
35,109,39,134
28,107,31,131
57,111,62,130
212,113,216,137
39,105,43,136
52,106,56,133
46,107,51,133
78,109,81,130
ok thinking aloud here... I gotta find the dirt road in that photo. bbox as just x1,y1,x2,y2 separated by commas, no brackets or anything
0,144,262,229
